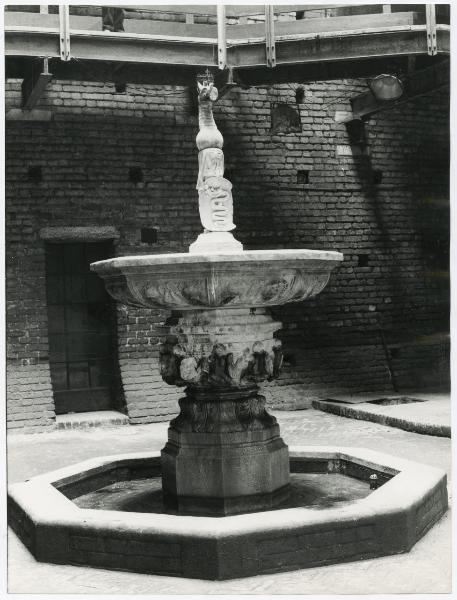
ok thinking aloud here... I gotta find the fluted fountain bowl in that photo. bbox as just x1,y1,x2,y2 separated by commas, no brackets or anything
90,249,343,310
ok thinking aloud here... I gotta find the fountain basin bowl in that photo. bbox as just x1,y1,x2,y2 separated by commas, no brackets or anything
90,249,343,310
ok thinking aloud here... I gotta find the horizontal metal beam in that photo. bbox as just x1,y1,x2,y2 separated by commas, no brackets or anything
5,29,219,66
73,31,217,65
3,10,420,42
5,30,61,58
228,10,419,41
228,26,449,68
4,11,219,39
8,54,447,90
7,57,200,87
236,54,449,86
117,4,392,17
6,26,449,69
7,52,450,96
116,4,356,17
4,8,450,71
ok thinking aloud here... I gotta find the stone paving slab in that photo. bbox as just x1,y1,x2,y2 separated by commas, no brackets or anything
7,408,452,594
313,391,451,437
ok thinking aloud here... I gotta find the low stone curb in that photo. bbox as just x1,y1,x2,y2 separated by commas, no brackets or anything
8,446,448,580
312,400,451,438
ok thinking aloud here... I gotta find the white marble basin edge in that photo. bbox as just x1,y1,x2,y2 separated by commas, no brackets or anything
91,249,344,310
92,248,343,269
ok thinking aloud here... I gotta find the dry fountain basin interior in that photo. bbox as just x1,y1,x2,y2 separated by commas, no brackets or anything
8,447,447,580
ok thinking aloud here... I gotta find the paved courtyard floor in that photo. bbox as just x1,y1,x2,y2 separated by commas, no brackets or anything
7,408,453,594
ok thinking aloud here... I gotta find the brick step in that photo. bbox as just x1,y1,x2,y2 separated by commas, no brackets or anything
55,410,129,430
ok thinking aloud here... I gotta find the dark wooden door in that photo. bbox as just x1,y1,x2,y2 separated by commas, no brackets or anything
45,241,118,414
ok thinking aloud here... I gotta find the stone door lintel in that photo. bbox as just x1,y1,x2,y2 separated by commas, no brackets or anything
39,226,120,243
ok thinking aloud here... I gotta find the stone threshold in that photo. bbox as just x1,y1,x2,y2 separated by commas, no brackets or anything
55,411,129,430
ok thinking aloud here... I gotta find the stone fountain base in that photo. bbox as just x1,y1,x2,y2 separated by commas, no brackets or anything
8,447,448,580
162,385,290,515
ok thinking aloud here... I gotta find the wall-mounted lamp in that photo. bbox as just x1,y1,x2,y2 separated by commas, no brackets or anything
368,74,404,101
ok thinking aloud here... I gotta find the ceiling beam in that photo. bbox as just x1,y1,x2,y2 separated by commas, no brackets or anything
5,8,450,70
8,57,201,88
118,5,357,17
0,9,423,41
6,54,449,90
120,4,410,18
228,26,449,69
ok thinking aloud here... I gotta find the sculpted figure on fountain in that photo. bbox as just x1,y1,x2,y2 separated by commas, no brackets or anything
190,70,242,253
198,176,235,232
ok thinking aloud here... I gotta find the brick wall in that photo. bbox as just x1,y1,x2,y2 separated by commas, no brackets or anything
7,363,55,431
5,75,449,429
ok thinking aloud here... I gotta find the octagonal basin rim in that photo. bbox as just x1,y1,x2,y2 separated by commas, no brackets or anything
90,248,344,272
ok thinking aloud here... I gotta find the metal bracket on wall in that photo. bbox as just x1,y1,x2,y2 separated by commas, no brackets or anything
216,4,227,70
59,5,71,61
21,57,53,110
426,4,437,56
265,5,276,68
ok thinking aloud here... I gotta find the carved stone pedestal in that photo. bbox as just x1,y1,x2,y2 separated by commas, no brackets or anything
162,386,289,515
159,308,290,516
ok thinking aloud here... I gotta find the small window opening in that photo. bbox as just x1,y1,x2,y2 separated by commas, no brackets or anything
372,170,383,184
295,10,305,19
357,254,369,267
114,82,127,94
129,167,143,184
28,166,42,183
295,87,305,104
141,228,158,244
297,170,309,184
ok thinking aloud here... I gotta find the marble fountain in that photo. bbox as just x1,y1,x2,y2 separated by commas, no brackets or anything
8,73,447,580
